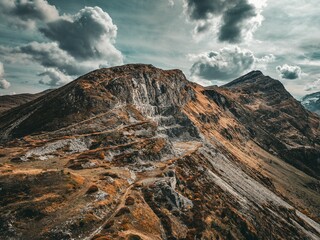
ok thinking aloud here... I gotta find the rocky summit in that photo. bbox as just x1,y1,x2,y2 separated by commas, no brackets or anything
0,64,319,240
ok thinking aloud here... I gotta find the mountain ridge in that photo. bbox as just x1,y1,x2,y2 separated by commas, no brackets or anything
223,70,264,87
212,71,320,177
0,64,319,240
302,91,320,115
0,89,52,114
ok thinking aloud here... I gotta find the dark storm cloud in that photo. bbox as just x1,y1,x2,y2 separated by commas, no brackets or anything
39,7,122,63
184,0,265,42
0,0,59,28
185,0,227,20
189,47,274,81
276,64,302,79
218,0,256,43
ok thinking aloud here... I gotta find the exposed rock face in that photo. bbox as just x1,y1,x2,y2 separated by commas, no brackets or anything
205,71,320,177
0,65,319,240
302,91,320,115
0,65,198,142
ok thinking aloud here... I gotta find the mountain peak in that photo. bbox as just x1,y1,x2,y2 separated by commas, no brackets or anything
0,64,193,142
301,91,320,115
223,70,264,88
222,70,289,98
81,64,186,84
302,91,320,101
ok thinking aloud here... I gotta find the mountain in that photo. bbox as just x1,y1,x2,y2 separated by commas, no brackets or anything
0,64,319,240
0,90,51,114
214,71,320,177
302,91,320,115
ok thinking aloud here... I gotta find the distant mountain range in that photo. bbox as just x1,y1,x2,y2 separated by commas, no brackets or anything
302,91,320,115
0,90,51,114
0,65,319,240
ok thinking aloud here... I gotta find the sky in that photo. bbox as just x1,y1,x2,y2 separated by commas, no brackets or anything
0,0,319,99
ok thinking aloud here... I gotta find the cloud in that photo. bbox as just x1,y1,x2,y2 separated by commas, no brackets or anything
39,7,123,64
0,4,123,86
183,0,266,42
255,54,276,69
0,62,4,77
304,79,320,91
0,79,11,89
219,0,257,43
0,62,10,89
276,64,302,79
0,0,59,29
189,46,274,81
167,0,175,6
38,68,72,86
14,42,93,75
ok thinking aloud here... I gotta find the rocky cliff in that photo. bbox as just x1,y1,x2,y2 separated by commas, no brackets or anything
0,64,319,240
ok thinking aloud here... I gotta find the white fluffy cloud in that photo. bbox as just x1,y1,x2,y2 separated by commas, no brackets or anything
255,54,276,69
0,62,10,89
0,3,123,86
0,79,11,89
276,64,302,79
38,68,72,86
167,0,175,6
189,46,274,81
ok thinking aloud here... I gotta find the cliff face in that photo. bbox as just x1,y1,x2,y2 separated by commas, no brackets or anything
0,65,319,240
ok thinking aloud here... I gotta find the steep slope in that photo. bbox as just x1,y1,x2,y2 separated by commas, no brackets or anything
0,65,319,240
0,90,51,114
302,91,320,115
204,71,320,177
0,65,197,142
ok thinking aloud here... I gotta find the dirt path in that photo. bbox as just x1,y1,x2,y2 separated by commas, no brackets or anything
83,140,202,240
84,183,135,240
